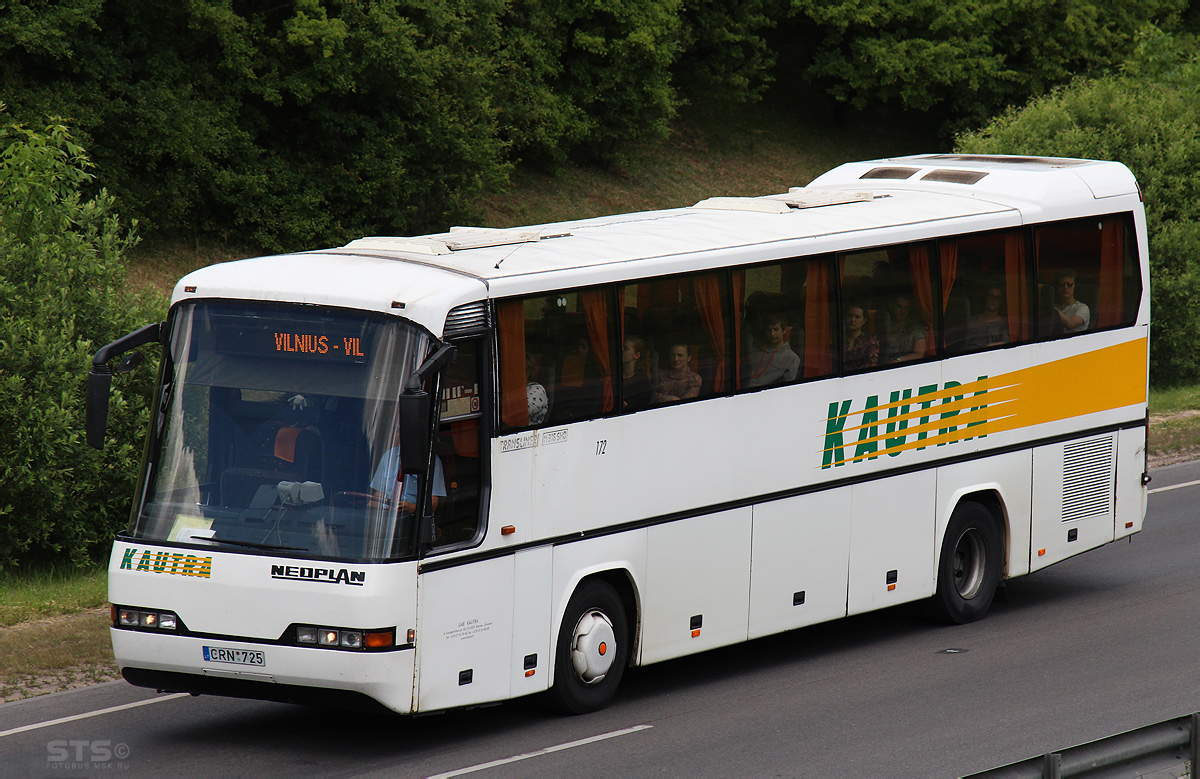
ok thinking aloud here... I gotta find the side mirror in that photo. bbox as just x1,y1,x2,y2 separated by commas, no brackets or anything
397,390,432,473
85,322,165,450
85,368,113,450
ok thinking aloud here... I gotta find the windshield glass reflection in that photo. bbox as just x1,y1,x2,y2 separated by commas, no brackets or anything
131,301,433,561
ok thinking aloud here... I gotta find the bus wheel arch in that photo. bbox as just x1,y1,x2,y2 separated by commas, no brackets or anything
547,571,637,715
927,497,1004,625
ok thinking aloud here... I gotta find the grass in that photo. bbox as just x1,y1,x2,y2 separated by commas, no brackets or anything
1148,385,1200,460
0,568,118,701
0,566,108,627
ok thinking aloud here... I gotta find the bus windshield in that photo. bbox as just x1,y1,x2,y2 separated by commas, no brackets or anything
130,300,435,561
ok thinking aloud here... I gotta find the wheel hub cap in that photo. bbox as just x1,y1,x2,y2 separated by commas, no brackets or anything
570,610,617,684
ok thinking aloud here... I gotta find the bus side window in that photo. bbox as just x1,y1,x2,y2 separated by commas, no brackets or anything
1034,215,1140,337
941,229,1034,355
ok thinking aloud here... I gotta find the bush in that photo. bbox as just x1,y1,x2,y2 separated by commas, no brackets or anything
956,29,1200,385
788,0,1189,133
0,116,163,571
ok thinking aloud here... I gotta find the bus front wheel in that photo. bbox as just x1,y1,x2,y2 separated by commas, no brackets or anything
928,501,1002,625
548,579,629,714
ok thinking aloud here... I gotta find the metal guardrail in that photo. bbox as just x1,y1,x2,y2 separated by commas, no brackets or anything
964,712,1199,778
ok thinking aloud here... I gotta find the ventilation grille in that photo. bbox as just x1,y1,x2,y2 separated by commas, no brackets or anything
921,169,988,185
860,167,919,180
444,301,490,338
1062,436,1114,522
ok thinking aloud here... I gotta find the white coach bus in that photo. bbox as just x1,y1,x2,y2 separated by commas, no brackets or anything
87,154,1149,715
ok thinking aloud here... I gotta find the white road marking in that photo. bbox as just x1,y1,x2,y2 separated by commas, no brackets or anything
426,724,653,777
0,693,189,738
1148,478,1200,495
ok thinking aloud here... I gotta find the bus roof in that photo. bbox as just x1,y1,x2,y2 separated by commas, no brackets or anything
174,154,1139,337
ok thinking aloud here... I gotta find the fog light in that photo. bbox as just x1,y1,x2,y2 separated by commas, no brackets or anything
139,611,158,628
158,612,177,630
297,626,318,644
119,609,139,626
340,631,363,649
318,629,339,646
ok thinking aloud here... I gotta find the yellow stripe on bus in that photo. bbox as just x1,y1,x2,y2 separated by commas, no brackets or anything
823,338,1147,467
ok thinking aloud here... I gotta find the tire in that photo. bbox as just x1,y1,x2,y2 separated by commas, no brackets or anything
927,501,1002,625
547,579,630,714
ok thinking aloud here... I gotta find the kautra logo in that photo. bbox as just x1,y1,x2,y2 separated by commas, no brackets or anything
120,547,212,578
822,376,990,468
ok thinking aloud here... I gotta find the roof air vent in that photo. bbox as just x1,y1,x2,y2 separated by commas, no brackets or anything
860,167,919,180
921,169,989,185
345,227,569,256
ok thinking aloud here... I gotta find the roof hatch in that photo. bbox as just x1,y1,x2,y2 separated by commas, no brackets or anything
692,190,880,214
345,226,570,255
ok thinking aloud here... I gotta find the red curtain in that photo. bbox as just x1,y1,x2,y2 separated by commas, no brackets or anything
730,271,745,389
1097,217,1125,328
906,244,937,355
1004,231,1031,342
497,300,528,428
805,258,834,378
938,240,958,311
581,290,614,412
694,274,728,393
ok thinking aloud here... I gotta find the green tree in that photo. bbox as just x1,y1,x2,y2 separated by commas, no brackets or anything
956,29,1200,384
0,114,162,570
788,0,1188,132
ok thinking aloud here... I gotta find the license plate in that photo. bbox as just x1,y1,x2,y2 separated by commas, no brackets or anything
202,646,265,666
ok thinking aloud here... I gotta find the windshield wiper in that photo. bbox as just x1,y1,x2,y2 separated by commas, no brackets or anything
207,536,307,552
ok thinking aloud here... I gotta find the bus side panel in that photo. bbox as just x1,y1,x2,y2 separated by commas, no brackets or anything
640,508,752,665
414,557,515,712
511,546,553,697
1114,425,1147,540
847,471,936,615
1030,433,1118,572
748,488,851,640
934,451,1033,580
550,531,647,663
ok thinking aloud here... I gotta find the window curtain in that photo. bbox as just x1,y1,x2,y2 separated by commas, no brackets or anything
1005,231,1031,342
581,290,614,412
1097,217,1125,328
905,243,937,356
730,271,745,389
694,274,728,393
497,300,529,428
805,257,834,378
938,240,958,311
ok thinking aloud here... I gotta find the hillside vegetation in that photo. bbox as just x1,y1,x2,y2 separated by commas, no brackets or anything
3,5,1199,572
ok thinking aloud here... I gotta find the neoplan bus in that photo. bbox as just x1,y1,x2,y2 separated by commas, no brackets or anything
87,154,1149,715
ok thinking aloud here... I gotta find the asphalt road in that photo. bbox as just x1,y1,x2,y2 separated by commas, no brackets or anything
4,460,1200,778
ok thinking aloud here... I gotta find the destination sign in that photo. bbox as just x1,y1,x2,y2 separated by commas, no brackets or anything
272,332,367,359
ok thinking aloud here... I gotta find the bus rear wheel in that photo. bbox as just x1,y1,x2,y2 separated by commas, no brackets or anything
928,501,1002,625
548,580,629,714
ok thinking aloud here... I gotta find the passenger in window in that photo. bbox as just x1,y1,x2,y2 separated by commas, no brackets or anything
882,293,927,364
743,314,800,388
1053,269,1090,333
655,342,701,403
843,303,879,370
967,285,1010,349
621,337,653,410
525,354,548,425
